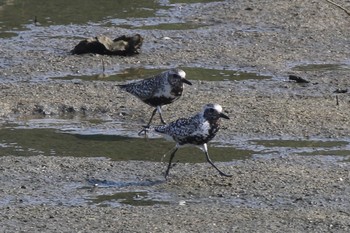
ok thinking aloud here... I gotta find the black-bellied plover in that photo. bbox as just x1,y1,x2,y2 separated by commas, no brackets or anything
154,103,232,179
118,69,192,135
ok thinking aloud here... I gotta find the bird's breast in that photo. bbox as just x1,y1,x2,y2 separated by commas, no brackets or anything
170,86,184,97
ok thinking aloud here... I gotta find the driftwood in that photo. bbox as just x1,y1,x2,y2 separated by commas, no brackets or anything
334,88,348,94
71,34,143,56
289,75,310,83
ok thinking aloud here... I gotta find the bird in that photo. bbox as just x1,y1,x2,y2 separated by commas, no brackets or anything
154,103,232,179
117,68,192,135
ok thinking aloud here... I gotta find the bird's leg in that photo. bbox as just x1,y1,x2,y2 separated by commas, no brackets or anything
157,106,166,125
161,146,171,162
161,147,179,168
202,144,232,177
146,108,158,127
164,146,178,180
138,108,158,136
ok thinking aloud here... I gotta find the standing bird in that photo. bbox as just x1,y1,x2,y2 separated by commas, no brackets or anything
154,103,232,179
118,69,192,135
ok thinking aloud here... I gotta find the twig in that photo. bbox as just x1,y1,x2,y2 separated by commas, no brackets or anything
325,0,350,16
101,58,105,74
336,95,339,106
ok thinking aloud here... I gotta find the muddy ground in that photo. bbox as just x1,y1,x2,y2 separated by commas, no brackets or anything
0,0,350,232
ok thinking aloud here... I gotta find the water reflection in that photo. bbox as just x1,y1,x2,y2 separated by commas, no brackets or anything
53,67,272,82
0,0,167,37
292,64,350,72
0,0,222,37
89,191,170,207
0,127,251,162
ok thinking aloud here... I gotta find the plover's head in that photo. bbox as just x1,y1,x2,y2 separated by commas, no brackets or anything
202,104,230,121
167,69,192,86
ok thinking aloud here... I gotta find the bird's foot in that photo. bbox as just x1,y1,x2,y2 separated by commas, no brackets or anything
138,125,150,136
219,171,233,177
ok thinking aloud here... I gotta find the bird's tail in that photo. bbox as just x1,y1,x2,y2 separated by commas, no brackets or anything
116,84,127,89
116,84,131,92
138,124,162,137
154,125,166,134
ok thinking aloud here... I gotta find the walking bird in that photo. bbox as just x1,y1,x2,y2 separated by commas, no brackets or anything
118,69,192,135
154,103,232,179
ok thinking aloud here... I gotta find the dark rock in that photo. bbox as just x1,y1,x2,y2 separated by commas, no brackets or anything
333,88,348,94
289,75,310,83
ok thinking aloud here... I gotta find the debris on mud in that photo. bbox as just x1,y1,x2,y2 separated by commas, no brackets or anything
71,34,143,56
334,88,348,94
289,75,310,83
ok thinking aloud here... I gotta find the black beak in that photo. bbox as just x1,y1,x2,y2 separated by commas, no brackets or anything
220,113,230,120
182,79,192,85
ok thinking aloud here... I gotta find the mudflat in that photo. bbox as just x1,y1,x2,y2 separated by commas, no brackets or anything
0,0,350,232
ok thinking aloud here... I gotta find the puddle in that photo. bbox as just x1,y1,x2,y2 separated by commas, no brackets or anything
301,150,350,157
2,116,350,163
252,139,348,148
81,178,170,207
0,125,252,162
88,191,170,207
2,118,349,163
0,0,166,36
120,22,206,30
0,0,224,37
52,67,271,82
250,139,350,158
85,179,164,188
292,64,350,72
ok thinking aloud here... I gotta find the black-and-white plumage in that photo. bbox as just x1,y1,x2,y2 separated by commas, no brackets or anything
155,103,232,179
118,69,192,135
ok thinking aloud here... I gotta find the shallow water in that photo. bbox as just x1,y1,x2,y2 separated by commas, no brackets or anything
250,139,350,158
88,191,170,207
53,67,271,82
0,0,223,38
0,0,164,36
252,139,348,148
2,119,350,163
0,124,252,162
292,63,350,72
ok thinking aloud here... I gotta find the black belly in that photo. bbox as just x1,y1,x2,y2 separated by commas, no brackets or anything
144,96,178,107
178,134,217,146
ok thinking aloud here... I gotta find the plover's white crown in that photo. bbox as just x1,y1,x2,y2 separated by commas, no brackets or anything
166,69,187,82
176,69,186,78
202,103,223,113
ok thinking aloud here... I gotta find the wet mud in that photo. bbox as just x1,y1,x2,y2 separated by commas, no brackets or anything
0,0,350,232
